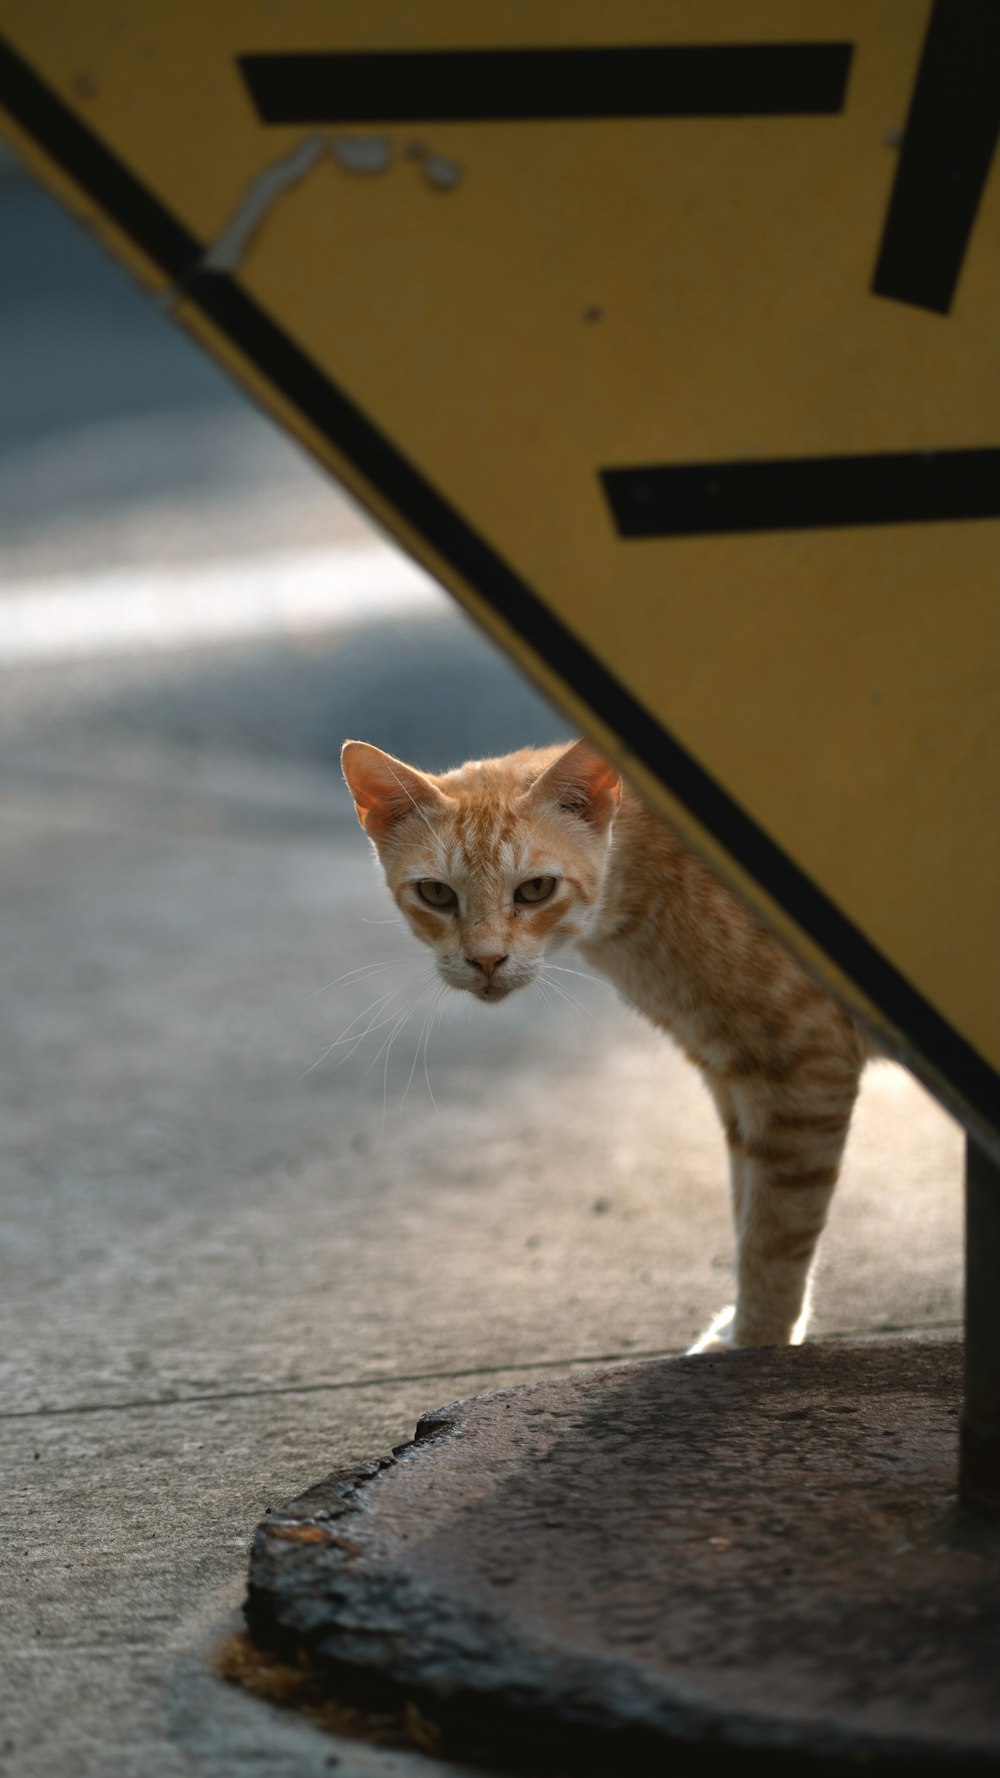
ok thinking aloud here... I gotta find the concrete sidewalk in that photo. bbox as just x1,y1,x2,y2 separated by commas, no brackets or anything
2,673,963,1776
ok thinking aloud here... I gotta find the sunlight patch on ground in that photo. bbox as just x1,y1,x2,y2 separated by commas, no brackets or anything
864,1058,939,1102
0,541,442,661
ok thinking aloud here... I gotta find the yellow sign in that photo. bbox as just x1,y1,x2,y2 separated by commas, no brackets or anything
1,1,997,1151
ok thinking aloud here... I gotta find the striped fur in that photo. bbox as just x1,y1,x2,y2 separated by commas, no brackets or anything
342,737,873,1348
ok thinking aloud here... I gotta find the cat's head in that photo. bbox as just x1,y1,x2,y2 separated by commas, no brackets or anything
341,739,621,1004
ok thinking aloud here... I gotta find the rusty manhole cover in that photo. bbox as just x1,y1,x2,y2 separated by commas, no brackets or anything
243,1340,1000,1772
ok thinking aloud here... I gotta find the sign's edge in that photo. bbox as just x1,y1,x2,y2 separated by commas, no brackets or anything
2,32,996,1157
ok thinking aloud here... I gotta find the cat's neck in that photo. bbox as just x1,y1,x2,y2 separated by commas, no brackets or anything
586,782,695,945
578,784,762,1043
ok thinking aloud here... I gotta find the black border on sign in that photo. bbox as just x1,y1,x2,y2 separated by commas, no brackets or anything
1,35,997,1138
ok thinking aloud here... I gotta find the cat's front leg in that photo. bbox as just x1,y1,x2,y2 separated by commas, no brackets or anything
695,1061,861,1349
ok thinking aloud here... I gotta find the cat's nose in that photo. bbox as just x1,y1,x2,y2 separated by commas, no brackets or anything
466,954,508,978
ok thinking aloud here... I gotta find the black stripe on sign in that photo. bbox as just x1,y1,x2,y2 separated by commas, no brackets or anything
873,0,1000,315
0,37,199,283
0,36,996,1142
238,43,852,124
601,449,1000,538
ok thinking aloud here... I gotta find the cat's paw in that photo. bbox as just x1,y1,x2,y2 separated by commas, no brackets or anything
687,1304,735,1355
688,1302,810,1352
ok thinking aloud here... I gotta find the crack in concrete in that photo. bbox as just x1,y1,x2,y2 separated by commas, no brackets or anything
1,1321,961,1421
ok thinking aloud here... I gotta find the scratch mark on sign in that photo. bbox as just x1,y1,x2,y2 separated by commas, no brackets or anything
331,133,391,174
165,120,454,307
198,131,416,282
423,152,462,191
201,134,325,273
405,140,463,191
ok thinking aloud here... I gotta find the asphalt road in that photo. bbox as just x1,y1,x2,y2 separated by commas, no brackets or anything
0,163,965,1777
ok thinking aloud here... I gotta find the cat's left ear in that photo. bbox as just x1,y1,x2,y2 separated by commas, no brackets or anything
525,739,621,831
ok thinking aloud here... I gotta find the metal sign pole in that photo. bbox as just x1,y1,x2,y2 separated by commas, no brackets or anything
961,1135,1000,1515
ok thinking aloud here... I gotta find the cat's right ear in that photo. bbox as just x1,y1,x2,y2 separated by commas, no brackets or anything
341,742,447,840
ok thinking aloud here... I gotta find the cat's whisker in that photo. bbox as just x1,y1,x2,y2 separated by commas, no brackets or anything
363,969,437,1060
302,969,428,1077
544,963,611,991
400,997,436,1113
401,983,445,1113
365,994,423,1082
540,967,595,1023
531,978,558,1025
354,968,436,1084
303,961,391,1000
359,974,434,1066
302,985,400,1076
330,976,436,1079
421,983,447,1118
371,990,431,1123
327,982,403,1045
381,1003,421,1124
546,962,641,1017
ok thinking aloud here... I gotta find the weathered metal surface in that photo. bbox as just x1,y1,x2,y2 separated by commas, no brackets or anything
3,8,1000,1155
245,1339,1000,1772
962,1139,1000,1515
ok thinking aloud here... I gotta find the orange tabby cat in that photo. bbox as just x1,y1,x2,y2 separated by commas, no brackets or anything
341,736,873,1349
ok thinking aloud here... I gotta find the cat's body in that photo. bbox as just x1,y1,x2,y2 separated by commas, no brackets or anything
341,736,873,1349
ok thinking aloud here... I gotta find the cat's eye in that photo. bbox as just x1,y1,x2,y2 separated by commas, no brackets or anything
416,880,458,908
514,876,558,905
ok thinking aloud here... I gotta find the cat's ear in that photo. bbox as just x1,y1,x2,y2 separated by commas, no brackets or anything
341,742,447,839
525,739,621,830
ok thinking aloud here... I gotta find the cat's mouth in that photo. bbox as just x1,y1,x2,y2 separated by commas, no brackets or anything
444,968,520,1004
475,978,513,1003
440,961,529,1003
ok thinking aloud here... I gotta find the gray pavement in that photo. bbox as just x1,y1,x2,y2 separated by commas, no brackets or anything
0,164,966,1775
0,660,964,1778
